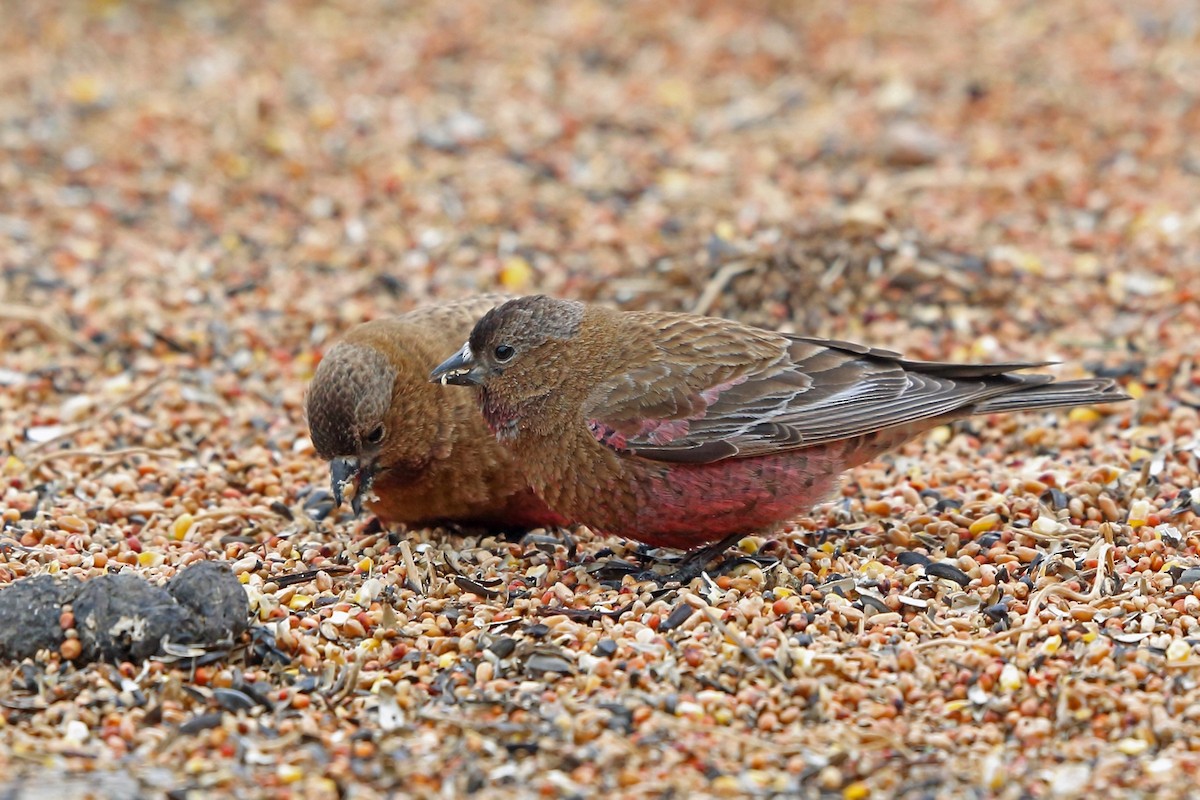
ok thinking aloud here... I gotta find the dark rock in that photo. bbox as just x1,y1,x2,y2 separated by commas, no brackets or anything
167,560,249,644
74,574,191,662
0,574,81,660
0,561,248,664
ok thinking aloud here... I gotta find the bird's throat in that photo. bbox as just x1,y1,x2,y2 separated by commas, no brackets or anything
480,391,523,442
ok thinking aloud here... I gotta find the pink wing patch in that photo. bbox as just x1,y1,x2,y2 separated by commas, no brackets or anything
587,375,747,451
588,417,693,450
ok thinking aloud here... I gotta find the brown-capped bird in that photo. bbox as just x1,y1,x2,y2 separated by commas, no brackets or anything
431,295,1127,555
306,295,567,530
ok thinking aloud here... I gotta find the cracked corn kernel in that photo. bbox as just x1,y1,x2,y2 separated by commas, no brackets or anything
277,764,304,783
499,256,533,291
65,74,104,104
1167,638,1192,662
1117,738,1149,756
927,425,952,445
172,513,194,541
1032,515,1065,535
969,513,1000,535
843,782,870,800
999,662,1022,691
711,775,740,796
1068,407,1101,423
1127,499,1151,528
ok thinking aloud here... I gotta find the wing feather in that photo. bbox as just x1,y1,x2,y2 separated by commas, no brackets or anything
583,314,1057,464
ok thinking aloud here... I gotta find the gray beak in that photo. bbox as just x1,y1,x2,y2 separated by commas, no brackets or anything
330,456,376,516
430,343,485,386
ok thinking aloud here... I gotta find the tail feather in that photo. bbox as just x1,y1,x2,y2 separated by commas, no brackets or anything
973,378,1129,415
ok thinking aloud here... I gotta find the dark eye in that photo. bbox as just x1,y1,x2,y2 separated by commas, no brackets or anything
365,425,385,444
494,345,515,362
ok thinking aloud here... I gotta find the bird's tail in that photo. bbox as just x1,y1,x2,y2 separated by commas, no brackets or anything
973,378,1129,415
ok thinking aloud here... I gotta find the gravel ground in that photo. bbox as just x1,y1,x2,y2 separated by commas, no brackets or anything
2,1,1198,797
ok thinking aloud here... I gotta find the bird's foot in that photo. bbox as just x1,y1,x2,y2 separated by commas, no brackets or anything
633,532,754,587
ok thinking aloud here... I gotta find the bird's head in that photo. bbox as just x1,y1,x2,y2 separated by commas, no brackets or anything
429,295,585,425
306,337,440,515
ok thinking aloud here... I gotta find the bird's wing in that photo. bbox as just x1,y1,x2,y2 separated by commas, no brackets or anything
583,314,1051,464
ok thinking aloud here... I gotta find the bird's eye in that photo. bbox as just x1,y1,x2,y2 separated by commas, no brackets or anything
365,425,385,444
494,345,515,362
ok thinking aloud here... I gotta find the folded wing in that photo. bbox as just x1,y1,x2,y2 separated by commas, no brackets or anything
583,314,1113,464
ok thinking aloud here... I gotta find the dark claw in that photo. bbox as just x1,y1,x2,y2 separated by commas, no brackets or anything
636,532,752,587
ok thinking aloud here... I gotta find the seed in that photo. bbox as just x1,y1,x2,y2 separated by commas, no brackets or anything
1167,639,1192,662
1097,495,1120,521
1032,515,1065,535
999,663,1022,691
969,514,1000,535
818,766,844,791
843,782,870,800
60,638,82,660
59,515,87,534
1127,499,1151,528
172,513,194,541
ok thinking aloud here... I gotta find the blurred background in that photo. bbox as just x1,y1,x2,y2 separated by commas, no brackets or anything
1,1,1198,797
3,0,1194,380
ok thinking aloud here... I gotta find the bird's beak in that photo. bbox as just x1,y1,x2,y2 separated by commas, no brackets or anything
430,344,485,386
330,456,376,516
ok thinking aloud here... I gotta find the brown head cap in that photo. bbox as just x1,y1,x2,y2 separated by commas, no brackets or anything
306,343,397,460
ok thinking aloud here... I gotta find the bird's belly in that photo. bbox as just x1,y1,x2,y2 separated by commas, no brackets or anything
579,449,846,550
369,464,562,529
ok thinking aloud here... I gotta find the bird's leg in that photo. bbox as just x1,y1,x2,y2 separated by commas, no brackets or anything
637,531,751,586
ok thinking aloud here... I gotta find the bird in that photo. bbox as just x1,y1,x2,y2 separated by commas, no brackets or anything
430,295,1128,560
305,295,568,530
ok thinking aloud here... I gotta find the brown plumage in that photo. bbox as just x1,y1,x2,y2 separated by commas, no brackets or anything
306,295,566,529
431,295,1128,549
